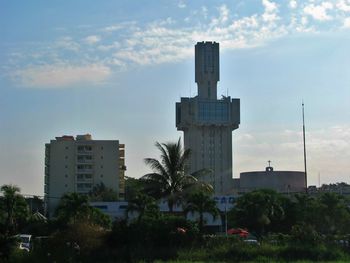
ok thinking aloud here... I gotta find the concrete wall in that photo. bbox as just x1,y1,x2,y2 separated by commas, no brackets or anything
239,169,306,193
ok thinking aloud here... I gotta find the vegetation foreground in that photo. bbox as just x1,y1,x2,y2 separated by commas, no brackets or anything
2,139,350,262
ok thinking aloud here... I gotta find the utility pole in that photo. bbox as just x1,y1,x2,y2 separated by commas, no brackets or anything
302,102,308,193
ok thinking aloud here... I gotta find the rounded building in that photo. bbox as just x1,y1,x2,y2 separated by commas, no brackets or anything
238,165,306,194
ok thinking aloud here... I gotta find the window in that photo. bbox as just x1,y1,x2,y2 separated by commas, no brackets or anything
65,165,68,168
65,174,68,178
100,174,103,178
65,146,69,150
198,101,229,122
101,146,104,150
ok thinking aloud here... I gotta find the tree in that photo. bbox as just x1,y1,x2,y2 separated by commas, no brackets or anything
55,193,90,224
89,182,119,202
0,184,28,235
126,193,159,222
124,176,145,201
55,192,111,228
142,138,212,212
184,191,218,233
228,189,285,238
316,192,350,236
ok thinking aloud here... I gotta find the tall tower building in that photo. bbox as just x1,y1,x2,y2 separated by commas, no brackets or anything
176,42,240,194
44,134,126,217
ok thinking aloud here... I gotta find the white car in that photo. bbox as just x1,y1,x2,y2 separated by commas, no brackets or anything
18,234,32,252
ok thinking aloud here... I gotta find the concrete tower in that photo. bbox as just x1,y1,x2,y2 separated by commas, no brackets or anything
176,41,240,194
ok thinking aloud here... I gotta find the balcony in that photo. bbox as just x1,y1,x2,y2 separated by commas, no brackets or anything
76,169,93,174
76,145,93,155
76,157,94,164
44,167,49,175
76,178,93,183
76,183,93,193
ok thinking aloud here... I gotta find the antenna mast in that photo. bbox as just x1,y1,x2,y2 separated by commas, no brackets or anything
302,101,308,193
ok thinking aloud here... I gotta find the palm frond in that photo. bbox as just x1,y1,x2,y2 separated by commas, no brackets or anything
144,158,168,178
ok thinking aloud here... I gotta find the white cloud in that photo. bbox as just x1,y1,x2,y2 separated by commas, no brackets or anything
13,64,111,88
210,4,229,26
343,17,350,27
7,1,350,88
303,2,334,21
230,15,259,30
289,0,297,9
262,0,277,13
103,25,122,32
97,41,120,52
55,36,80,51
262,0,279,23
337,0,350,12
178,0,186,8
84,35,101,45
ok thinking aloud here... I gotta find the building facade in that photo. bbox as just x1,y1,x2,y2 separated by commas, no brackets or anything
44,134,125,217
176,42,240,194
237,165,306,194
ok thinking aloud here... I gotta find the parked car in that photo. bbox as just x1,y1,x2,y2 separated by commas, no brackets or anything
17,234,32,252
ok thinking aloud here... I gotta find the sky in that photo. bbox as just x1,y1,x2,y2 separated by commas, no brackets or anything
1,0,350,195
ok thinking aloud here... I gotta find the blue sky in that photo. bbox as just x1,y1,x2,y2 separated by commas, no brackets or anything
1,0,350,195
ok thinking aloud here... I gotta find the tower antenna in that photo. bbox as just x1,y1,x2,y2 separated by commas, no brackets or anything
302,101,308,193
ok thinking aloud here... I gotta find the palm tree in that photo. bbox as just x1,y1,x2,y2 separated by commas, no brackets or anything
55,192,90,224
126,193,159,222
141,138,212,212
184,191,218,233
0,184,28,234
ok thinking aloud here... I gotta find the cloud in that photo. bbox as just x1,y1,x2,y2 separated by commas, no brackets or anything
235,125,350,184
55,36,80,51
343,17,350,27
6,1,350,88
289,0,297,9
103,25,122,32
13,64,111,88
262,0,278,13
262,0,280,23
210,4,230,26
337,0,350,12
178,0,186,8
303,2,334,21
84,35,101,45
97,41,120,52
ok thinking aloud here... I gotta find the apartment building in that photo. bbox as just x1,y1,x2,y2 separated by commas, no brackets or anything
44,134,125,217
